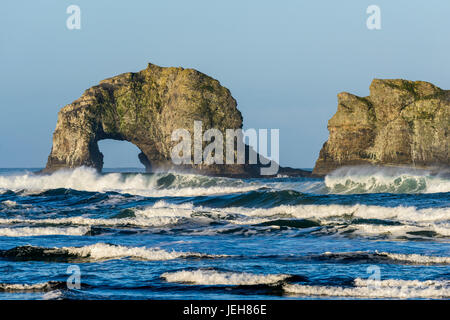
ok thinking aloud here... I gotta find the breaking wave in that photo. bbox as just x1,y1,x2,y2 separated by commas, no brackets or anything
0,243,228,262
0,226,90,237
196,202,449,239
0,215,183,229
1,200,17,208
0,167,262,197
284,278,450,298
216,203,449,223
0,200,448,239
0,166,448,300
325,166,450,194
0,281,65,292
0,167,448,202
162,269,291,285
314,251,450,265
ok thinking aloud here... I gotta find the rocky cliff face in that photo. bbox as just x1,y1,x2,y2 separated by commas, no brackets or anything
44,63,310,177
313,79,449,176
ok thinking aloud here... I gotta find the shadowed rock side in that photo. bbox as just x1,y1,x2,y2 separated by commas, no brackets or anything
44,63,310,178
313,79,449,176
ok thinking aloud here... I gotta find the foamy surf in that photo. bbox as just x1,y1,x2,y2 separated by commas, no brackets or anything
0,281,65,292
0,167,262,197
174,202,449,239
0,226,90,237
0,243,228,262
0,215,183,229
162,269,290,285
1,200,17,208
317,251,450,265
283,278,450,298
63,243,223,261
204,203,449,223
1,200,447,239
325,166,450,194
0,166,448,300
142,201,450,225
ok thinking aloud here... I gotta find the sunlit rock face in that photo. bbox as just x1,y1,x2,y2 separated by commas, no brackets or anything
44,63,310,178
313,79,449,176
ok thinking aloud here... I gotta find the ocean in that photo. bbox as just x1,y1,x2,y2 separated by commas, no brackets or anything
0,166,448,300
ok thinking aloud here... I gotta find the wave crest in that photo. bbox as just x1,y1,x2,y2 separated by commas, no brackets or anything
316,251,450,265
0,167,261,197
0,226,90,237
284,278,450,298
0,243,228,262
0,281,65,292
162,269,290,286
325,166,450,194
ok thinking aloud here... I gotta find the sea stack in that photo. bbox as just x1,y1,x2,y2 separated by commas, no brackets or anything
43,63,309,178
313,79,449,176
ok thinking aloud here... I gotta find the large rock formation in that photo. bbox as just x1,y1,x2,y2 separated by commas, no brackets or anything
313,79,449,176
44,63,309,177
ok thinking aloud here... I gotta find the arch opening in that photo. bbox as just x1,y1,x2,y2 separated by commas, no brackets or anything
97,139,146,173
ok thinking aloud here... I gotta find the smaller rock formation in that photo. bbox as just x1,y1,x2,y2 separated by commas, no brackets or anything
313,79,449,176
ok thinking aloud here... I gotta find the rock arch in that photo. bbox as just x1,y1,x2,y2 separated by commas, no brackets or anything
44,63,243,175
43,63,311,178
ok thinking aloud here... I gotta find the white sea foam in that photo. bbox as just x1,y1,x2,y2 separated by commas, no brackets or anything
1,200,447,239
0,282,60,292
431,222,450,237
162,269,289,285
195,202,449,238
223,203,450,224
284,278,450,298
0,166,448,196
337,224,426,238
0,215,182,228
320,251,450,265
325,166,450,194
42,290,64,300
135,201,195,219
1,200,17,208
0,167,261,197
0,226,90,237
62,243,226,261
344,222,450,238
0,198,447,239
354,278,450,287
380,252,450,265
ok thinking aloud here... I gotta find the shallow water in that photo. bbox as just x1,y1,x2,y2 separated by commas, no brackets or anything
0,167,448,300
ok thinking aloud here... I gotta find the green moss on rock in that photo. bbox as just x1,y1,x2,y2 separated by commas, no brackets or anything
44,63,244,174
313,79,449,175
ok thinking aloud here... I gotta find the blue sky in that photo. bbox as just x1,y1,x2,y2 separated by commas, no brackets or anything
1,0,449,168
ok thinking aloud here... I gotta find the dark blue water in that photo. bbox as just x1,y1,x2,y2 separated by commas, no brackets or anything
0,167,448,299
